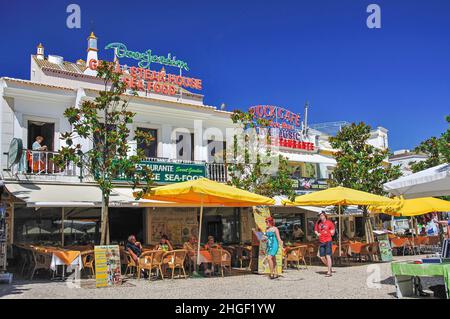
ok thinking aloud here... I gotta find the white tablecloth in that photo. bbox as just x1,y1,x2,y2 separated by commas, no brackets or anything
50,254,83,272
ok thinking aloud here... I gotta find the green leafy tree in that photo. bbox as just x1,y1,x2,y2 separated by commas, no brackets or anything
227,110,295,200
329,122,402,242
410,115,450,173
55,61,154,244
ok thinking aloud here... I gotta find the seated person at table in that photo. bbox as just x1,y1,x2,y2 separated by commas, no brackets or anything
126,235,142,265
292,225,305,241
183,236,198,252
204,236,221,250
155,234,173,251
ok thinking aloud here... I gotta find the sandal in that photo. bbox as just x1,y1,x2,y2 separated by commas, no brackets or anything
325,273,332,277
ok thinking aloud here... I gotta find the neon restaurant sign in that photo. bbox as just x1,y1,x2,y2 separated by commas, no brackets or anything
105,42,190,71
89,42,201,96
249,105,315,151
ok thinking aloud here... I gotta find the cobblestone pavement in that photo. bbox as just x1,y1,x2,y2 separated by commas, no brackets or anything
0,255,444,299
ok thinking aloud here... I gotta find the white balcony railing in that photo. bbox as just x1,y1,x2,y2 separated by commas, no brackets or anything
5,151,228,183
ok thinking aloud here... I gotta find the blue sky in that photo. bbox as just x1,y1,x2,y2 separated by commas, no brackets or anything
0,0,449,151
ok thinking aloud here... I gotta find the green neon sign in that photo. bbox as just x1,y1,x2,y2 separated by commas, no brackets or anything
105,42,189,71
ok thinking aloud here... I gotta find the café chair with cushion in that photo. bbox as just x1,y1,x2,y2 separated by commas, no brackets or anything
284,245,308,270
210,248,232,277
163,250,188,279
81,250,95,277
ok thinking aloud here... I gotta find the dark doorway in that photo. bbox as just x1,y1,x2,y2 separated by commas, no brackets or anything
27,121,55,151
109,208,145,244
203,216,223,243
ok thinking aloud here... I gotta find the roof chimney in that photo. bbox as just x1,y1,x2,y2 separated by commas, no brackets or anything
36,43,44,60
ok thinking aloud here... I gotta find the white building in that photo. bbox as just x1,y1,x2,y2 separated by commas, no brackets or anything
0,34,390,249
389,149,428,176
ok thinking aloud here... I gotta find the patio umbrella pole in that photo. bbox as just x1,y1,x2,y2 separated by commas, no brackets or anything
339,205,342,257
61,207,65,247
193,197,204,278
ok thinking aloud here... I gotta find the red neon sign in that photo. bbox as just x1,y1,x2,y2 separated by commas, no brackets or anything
88,59,202,97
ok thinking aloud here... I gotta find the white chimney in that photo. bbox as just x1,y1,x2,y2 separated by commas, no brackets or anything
84,32,98,76
36,43,44,60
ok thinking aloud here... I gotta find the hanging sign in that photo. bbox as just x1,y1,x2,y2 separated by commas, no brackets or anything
253,207,283,275
105,42,189,71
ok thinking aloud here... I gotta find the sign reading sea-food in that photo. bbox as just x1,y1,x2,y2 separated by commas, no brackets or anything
115,160,206,184
94,245,122,288
105,42,189,71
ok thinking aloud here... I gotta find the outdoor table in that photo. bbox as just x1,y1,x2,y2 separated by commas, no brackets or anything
197,250,213,264
348,242,366,254
37,247,83,279
391,261,450,299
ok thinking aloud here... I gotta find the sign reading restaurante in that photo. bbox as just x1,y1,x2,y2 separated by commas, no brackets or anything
115,160,206,184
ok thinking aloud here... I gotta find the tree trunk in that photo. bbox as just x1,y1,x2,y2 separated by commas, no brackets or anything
100,193,110,245
363,207,374,243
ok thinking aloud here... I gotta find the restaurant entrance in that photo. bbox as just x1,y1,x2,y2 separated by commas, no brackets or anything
109,208,145,244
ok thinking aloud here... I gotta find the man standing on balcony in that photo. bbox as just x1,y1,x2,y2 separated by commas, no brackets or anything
32,136,47,151
31,136,47,171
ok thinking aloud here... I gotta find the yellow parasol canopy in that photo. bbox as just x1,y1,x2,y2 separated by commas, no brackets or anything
136,178,274,272
370,197,450,217
138,177,275,206
283,186,397,206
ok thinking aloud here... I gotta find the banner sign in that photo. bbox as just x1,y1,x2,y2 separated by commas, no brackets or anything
105,42,189,71
115,160,206,184
253,207,283,275
94,245,122,288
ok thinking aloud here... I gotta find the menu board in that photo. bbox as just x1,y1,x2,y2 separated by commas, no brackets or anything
253,207,283,275
94,245,122,288
377,234,393,262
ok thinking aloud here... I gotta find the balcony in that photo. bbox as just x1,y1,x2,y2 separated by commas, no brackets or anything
4,150,228,184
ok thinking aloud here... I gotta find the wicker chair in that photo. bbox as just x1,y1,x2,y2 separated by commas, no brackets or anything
332,243,350,265
163,250,188,279
29,249,52,280
210,248,232,277
306,244,319,265
137,250,161,280
124,251,137,277
284,245,308,270
235,246,252,270
81,250,95,277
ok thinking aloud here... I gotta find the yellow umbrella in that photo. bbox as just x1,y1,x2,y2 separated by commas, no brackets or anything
283,186,398,255
370,197,450,217
137,178,275,271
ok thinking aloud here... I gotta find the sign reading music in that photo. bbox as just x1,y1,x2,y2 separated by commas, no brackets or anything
249,105,315,151
88,59,202,97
